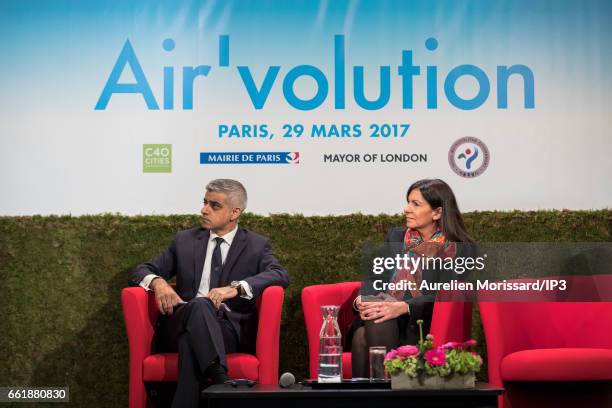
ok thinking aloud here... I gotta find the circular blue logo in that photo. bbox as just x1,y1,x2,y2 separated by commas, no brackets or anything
448,137,490,178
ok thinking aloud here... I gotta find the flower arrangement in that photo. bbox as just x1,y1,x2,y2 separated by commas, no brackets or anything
384,320,482,389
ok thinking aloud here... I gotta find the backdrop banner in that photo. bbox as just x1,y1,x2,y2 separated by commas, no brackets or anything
1,0,610,215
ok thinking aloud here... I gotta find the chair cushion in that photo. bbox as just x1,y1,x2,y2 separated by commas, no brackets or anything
501,348,612,381
143,353,259,382
143,353,178,382
226,353,259,380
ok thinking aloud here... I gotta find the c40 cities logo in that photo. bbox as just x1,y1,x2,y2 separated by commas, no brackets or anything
143,144,172,173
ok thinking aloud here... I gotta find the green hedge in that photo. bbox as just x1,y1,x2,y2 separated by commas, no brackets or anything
0,211,610,407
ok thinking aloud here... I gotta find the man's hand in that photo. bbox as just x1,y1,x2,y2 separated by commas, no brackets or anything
360,300,409,323
151,278,183,316
207,286,238,309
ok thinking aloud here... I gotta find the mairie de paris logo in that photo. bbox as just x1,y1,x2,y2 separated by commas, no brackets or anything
448,137,490,178
286,152,300,164
200,152,299,165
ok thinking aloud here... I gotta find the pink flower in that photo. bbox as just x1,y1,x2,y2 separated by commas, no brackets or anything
396,345,419,358
424,349,447,366
463,339,477,347
440,341,461,350
384,349,398,361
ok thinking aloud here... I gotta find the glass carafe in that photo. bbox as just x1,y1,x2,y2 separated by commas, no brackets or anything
318,305,342,383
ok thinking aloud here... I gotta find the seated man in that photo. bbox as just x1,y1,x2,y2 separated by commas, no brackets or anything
128,179,290,408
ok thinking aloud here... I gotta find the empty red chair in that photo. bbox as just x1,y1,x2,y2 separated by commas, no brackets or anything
478,275,612,408
302,281,473,379
122,286,284,408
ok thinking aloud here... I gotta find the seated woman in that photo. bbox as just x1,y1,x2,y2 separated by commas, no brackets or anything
348,178,475,378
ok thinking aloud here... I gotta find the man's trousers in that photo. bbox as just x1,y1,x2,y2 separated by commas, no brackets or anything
157,297,238,408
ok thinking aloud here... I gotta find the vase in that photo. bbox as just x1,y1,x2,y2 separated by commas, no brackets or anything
318,305,342,383
390,372,475,390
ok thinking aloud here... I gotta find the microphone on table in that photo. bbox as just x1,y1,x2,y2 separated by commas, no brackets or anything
279,372,296,388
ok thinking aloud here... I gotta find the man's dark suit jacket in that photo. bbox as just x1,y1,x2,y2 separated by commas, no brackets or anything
128,227,290,352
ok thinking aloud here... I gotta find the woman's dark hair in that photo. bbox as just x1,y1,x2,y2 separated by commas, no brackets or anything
407,179,474,243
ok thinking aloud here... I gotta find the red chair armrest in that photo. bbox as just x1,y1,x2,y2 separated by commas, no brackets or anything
430,294,473,346
478,301,528,387
122,287,160,408
122,287,158,359
256,286,284,384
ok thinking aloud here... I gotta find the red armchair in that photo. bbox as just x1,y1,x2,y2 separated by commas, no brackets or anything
302,282,473,379
122,286,284,408
478,275,612,408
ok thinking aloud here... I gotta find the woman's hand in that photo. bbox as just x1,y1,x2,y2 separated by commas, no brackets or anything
359,301,409,323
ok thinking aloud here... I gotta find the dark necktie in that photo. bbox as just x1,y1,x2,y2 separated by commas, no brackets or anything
210,237,224,289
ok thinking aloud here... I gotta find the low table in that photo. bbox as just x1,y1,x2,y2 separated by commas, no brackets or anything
202,382,503,408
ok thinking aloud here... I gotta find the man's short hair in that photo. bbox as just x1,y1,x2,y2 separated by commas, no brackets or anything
206,179,248,211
